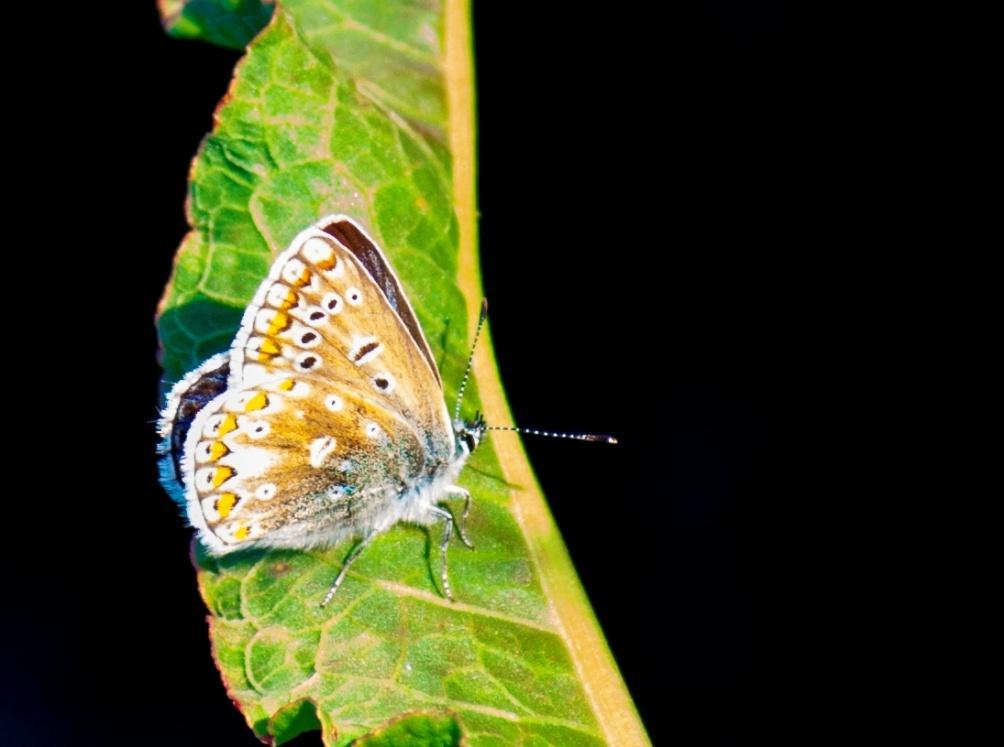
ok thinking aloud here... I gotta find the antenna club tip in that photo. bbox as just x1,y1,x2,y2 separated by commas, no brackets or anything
607,436,619,445
479,298,489,319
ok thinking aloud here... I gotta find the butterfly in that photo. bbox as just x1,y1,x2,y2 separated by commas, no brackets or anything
158,215,487,606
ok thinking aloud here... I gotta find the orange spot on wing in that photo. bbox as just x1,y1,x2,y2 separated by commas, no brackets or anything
218,415,238,437
274,287,298,309
279,379,295,391
266,312,290,335
234,525,250,541
210,466,234,489
315,254,337,271
247,350,276,363
215,492,238,519
259,339,281,355
208,441,228,461
244,392,269,412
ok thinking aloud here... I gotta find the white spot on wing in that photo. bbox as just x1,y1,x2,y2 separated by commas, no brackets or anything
281,258,309,285
203,414,228,438
242,419,270,440
364,421,383,440
201,496,220,522
256,483,277,500
265,283,296,309
195,441,213,463
253,309,287,335
241,362,280,388
309,436,337,468
345,287,363,306
218,445,277,478
301,237,334,264
325,394,343,412
195,467,218,490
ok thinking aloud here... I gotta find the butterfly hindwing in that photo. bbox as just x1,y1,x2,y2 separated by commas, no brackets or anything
182,373,428,553
158,353,231,502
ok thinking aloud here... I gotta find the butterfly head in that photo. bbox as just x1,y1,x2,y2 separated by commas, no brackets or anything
454,411,487,457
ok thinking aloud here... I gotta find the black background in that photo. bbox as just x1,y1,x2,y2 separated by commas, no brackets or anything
7,2,786,745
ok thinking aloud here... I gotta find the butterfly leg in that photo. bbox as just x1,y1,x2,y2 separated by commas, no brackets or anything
320,532,377,608
428,505,456,601
442,486,475,549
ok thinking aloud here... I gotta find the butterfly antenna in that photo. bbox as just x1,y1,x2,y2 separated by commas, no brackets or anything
454,299,489,422
486,425,618,445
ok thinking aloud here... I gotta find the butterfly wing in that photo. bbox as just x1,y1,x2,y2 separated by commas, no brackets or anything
181,373,428,553
166,215,459,554
229,215,453,462
158,353,231,503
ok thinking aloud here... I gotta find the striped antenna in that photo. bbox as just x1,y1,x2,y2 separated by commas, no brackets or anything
487,425,618,445
454,299,489,422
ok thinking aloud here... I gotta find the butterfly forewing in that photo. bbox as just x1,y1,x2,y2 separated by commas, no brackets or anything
320,219,441,386
229,216,453,462
184,374,428,552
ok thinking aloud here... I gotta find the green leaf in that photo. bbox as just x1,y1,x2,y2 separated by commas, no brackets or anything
157,2,649,745
158,0,275,49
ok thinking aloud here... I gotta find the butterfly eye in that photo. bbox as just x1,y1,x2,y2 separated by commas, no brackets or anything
462,432,478,453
